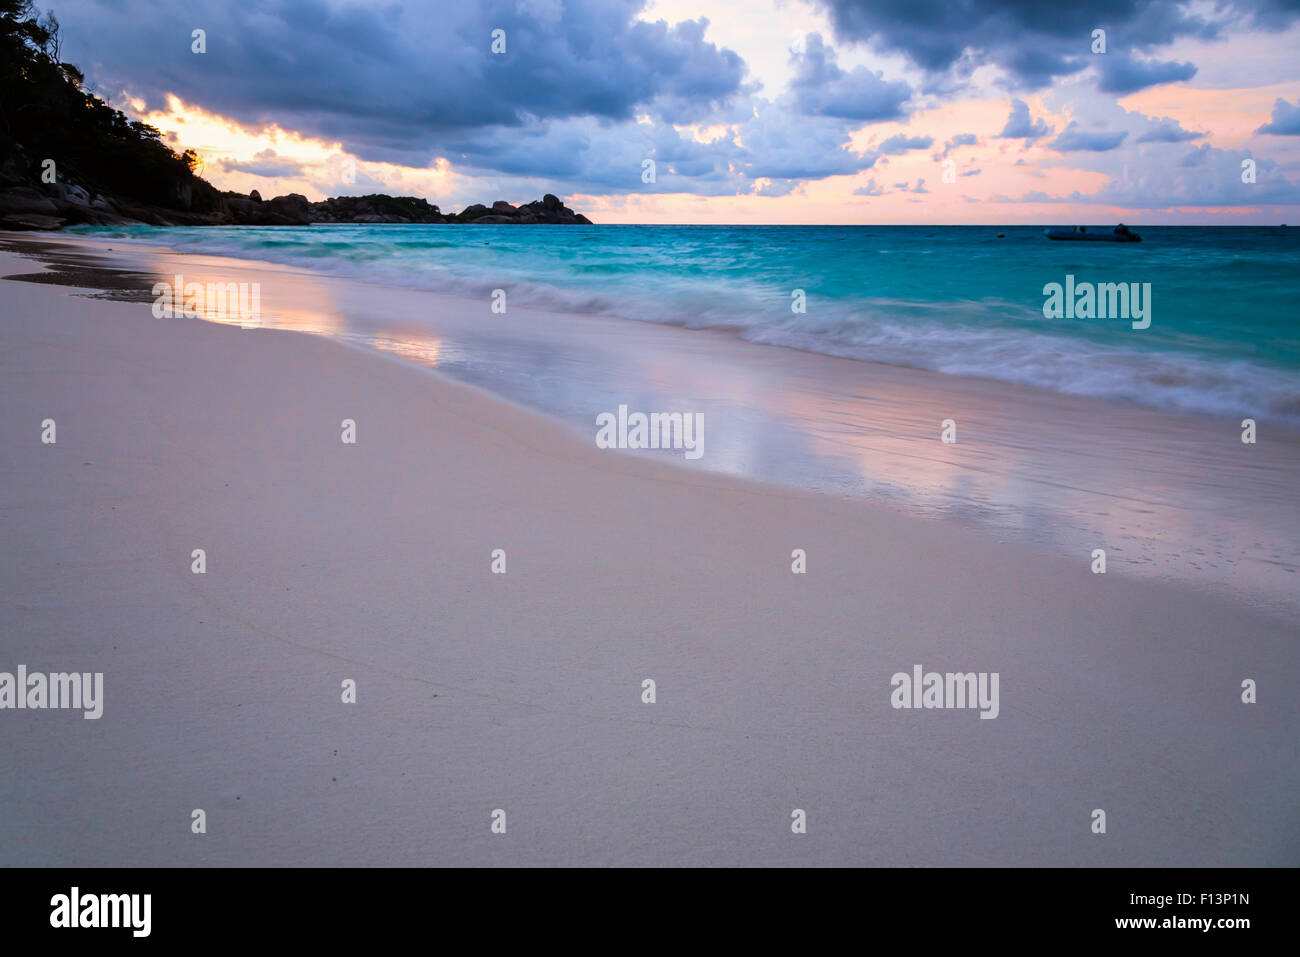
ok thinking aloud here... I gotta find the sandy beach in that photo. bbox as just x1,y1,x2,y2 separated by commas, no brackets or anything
1,236,1297,867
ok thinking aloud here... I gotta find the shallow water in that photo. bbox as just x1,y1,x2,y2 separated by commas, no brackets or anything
73,223,1300,423
36,233,1292,619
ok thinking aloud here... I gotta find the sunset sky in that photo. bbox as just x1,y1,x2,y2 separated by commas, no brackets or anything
52,0,1300,223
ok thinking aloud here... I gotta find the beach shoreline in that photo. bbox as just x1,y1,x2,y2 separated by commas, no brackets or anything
6,230,1299,618
1,238,1297,866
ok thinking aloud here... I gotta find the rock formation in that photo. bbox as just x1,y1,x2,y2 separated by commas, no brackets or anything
0,153,594,230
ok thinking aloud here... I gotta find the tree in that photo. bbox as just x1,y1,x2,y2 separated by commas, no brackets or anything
0,0,220,211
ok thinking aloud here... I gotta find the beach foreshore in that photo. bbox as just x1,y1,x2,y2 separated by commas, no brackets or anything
1,239,1296,866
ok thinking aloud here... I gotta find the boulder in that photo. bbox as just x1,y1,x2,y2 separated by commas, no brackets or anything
224,196,256,222
48,182,92,206
266,193,311,224
511,194,591,224
250,189,262,202
0,187,60,216
222,192,311,225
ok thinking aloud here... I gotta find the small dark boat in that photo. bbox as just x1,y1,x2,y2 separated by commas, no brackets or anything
1045,224,1141,242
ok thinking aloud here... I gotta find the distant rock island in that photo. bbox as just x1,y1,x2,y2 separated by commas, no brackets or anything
303,191,593,226
0,167,595,229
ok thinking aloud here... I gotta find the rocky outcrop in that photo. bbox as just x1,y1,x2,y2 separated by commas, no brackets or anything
211,192,309,225
454,194,592,225
0,181,135,230
301,192,592,225
0,158,594,230
308,194,446,223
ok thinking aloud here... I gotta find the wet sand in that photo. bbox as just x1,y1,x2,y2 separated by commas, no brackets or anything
0,237,1296,866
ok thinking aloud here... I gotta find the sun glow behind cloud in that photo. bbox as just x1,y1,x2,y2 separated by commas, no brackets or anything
132,95,459,206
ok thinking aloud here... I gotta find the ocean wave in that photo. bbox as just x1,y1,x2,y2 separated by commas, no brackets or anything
73,224,1300,423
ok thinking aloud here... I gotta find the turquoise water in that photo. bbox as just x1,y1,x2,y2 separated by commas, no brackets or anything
75,223,1300,420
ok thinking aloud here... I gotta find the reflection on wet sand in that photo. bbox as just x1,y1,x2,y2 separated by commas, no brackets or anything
137,252,349,337
367,334,443,367
11,232,1300,617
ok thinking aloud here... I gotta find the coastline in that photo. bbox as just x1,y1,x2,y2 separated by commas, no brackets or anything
6,230,1299,618
1,238,1297,866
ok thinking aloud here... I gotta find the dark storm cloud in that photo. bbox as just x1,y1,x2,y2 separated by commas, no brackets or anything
804,0,1299,90
787,33,913,120
1095,53,1196,93
55,0,747,165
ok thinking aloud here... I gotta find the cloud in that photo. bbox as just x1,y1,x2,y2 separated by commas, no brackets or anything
456,92,883,198
1137,117,1205,143
57,1,923,200
50,0,1300,212
877,133,932,154
1095,54,1197,94
439,113,740,195
804,0,1300,89
1048,121,1128,152
933,133,977,159
734,101,881,181
1023,141,1300,208
1255,98,1300,135
787,33,912,120
57,0,748,168
854,178,884,196
1016,86,1300,210
998,99,1052,142
215,148,306,178
1085,148,1300,207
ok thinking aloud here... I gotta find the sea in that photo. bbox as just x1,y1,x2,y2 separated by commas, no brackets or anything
73,223,1300,421
64,222,1300,613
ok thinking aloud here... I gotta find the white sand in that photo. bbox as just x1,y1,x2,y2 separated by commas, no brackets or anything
0,245,1296,866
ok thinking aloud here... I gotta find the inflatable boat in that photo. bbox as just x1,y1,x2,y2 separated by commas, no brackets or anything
1044,225,1141,242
